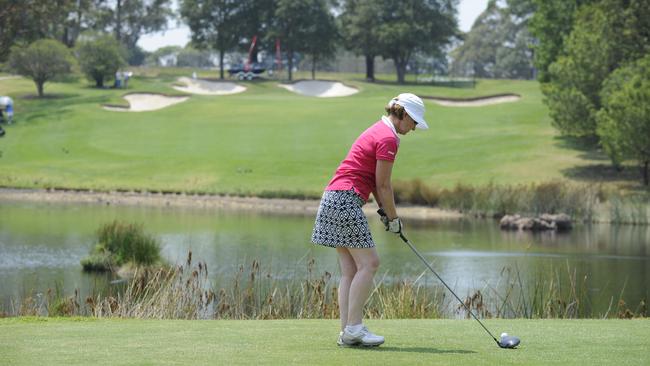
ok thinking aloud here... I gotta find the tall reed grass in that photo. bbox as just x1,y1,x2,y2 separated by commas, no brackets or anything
394,180,607,222
607,193,650,225
6,254,646,320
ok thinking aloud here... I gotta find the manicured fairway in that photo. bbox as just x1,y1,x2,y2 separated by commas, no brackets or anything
0,71,599,196
1,318,648,365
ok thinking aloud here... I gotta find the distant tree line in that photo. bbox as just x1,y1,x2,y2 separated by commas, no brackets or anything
2,0,460,84
179,0,459,82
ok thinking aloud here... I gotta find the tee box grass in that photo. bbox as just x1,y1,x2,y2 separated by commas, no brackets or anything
1,318,649,366
0,71,599,196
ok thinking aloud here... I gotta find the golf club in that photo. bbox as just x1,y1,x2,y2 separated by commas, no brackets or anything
380,210,520,349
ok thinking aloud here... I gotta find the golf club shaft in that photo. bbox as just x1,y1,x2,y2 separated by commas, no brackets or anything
398,232,499,345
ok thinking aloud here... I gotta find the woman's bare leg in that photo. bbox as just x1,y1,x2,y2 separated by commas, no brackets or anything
336,247,357,331
346,247,380,326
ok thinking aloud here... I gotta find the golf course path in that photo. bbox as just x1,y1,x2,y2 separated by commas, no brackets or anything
103,93,189,112
0,188,463,221
278,80,359,97
424,94,521,107
172,77,247,95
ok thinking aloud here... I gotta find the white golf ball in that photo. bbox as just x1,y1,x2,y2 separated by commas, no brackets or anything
500,332,508,338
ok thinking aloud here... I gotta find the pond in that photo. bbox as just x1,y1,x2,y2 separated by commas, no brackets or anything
1,201,648,317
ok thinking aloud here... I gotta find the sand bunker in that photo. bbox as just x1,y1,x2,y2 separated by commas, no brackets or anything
279,80,358,97
103,93,189,112
424,94,521,107
172,77,246,95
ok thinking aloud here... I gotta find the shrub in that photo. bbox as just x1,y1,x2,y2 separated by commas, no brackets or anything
7,39,76,97
81,221,161,272
76,36,126,87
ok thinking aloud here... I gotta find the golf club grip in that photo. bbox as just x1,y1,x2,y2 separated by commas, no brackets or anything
398,232,499,343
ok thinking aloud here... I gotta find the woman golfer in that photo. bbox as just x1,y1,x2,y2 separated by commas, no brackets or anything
311,93,428,347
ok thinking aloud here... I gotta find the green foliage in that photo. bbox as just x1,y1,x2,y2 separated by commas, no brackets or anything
541,0,650,138
597,54,650,185
97,0,173,50
542,82,597,137
375,0,457,83
81,221,161,272
176,47,214,68
126,45,149,66
451,0,534,79
528,0,588,82
75,35,126,87
272,0,336,80
7,39,76,97
301,0,338,80
339,0,383,80
181,0,242,79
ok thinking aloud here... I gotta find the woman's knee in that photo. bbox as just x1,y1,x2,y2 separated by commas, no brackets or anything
358,254,380,273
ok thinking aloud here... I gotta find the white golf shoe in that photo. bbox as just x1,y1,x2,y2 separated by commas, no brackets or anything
337,331,346,347
341,326,385,347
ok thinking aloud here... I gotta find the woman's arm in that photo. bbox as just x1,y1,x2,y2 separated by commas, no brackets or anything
375,159,397,220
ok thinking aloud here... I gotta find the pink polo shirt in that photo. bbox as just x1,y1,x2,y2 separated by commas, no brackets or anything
326,119,399,202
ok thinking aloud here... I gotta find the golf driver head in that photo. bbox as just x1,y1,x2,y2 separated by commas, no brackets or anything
498,334,520,349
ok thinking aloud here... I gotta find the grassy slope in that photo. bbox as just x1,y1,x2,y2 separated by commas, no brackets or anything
1,318,648,366
0,71,602,195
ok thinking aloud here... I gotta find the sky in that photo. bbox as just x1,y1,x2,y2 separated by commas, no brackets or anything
137,0,490,52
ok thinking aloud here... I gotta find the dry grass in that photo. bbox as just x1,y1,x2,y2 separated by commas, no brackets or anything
6,253,646,320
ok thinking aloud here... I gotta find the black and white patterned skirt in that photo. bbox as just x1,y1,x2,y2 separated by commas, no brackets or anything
311,190,375,248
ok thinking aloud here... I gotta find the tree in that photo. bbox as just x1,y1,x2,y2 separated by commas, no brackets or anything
450,0,502,78
451,0,534,79
340,0,383,81
0,0,105,61
300,0,338,80
96,0,173,50
7,39,75,97
181,0,243,79
542,0,650,138
597,54,650,186
528,0,596,82
76,36,126,88
272,0,328,81
176,47,214,68
239,0,276,64
375,0,457,84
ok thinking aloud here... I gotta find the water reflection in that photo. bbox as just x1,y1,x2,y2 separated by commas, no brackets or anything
0,201,648,315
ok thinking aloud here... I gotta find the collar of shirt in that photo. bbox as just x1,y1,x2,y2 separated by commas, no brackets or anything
381,116,399,137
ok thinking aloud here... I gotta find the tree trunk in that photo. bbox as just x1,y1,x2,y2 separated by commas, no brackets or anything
395,58,406,84
287,50,294,81
365,54,375,82
95,76,103,88
311,57,316,80
644,161,649,186
36,81,44,97
219,50,225,80
115,0,122,42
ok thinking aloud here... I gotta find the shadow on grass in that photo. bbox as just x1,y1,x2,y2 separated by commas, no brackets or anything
562,164,642,183
356,78,477,89
20,93,80,100
355,346,477,354
553,136,607,161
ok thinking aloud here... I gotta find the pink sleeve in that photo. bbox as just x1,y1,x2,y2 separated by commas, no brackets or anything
376,137,398,162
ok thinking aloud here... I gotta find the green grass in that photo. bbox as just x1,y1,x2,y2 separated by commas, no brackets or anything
1,318,648,365
0,69,620,196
